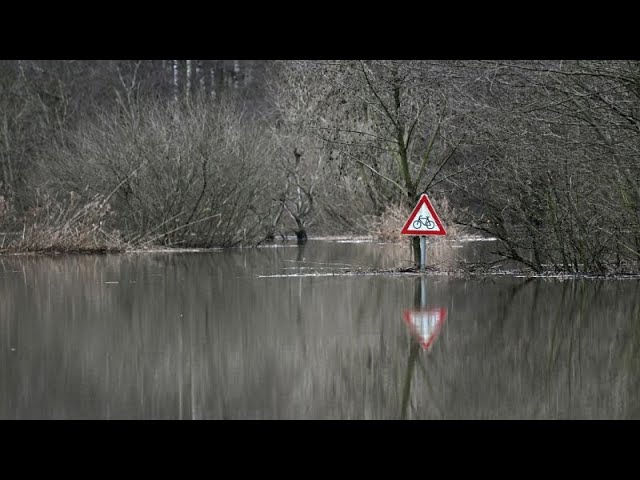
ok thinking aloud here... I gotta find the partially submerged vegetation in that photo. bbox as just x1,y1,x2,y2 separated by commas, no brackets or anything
1,60,639,274
0,193,125,254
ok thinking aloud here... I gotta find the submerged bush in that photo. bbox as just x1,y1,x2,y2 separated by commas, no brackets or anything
36,99,280,249
2,192,126,253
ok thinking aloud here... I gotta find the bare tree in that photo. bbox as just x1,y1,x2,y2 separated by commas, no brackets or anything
451,60,640,273
282,60,483,264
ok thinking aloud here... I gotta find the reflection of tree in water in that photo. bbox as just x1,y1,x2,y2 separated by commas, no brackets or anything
400,276,445,419
3,252,640,419
308,277,640,419
612,283,640,402
423,279,640,419
553,280,640,419
306,276,446,420
400,341,421,420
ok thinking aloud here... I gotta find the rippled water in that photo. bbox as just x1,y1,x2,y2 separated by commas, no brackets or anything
1,238,639,419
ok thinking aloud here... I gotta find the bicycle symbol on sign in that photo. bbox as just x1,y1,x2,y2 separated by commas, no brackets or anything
413,215,435,230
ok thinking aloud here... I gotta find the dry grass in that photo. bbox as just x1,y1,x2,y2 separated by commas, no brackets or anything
371,203,409,243
1,192,126,254
0,195,8,218
0,194,16,250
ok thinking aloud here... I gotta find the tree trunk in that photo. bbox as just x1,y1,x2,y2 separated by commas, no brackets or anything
186,60,191,101
172,60,179,102
196,60,204,96
411,236,421,266
294,215,307,244
202,60,212,99
215,60,225,99
233,60,241,89
406,190,420,267
295,229,307,244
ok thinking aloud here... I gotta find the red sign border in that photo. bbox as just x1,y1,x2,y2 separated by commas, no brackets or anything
400,194,446,236
403,307,447,350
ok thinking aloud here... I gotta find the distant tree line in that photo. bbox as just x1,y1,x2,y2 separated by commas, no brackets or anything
0,59,639,274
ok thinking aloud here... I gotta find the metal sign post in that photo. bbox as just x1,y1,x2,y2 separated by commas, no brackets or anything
420,236,426,271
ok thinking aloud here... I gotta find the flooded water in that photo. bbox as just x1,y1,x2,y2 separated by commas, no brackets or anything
1,238,639,419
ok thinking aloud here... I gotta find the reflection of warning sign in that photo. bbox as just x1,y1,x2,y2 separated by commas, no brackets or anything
403,307,447,350
401,194,446,235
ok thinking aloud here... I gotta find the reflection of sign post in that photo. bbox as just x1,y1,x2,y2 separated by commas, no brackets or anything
403,307,447,350
400,194,446,271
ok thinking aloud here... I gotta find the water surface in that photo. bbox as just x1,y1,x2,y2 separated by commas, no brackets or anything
1,239,639,419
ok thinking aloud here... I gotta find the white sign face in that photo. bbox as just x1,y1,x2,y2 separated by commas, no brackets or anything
409,310,440,339
401,194,446,236
411,204,440,232
403,307,447,350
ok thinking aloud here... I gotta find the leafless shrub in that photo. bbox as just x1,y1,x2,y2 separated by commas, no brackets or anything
38,98,279,248
371,203,408,243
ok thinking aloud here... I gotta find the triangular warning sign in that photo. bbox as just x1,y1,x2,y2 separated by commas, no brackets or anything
403,307,447,350
401,194,446,235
